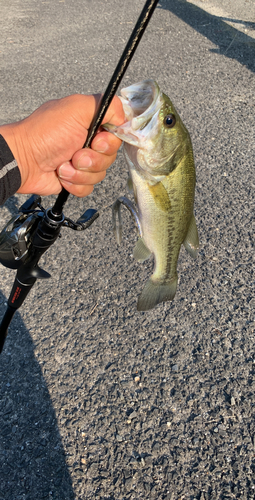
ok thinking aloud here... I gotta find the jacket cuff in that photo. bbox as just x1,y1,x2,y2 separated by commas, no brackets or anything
0,134,21,205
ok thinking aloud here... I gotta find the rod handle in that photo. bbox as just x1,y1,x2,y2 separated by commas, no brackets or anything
8,277,36,309
0,277,36,353
0,306,16,353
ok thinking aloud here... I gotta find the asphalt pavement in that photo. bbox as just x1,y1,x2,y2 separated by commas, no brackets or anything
0,0,255,499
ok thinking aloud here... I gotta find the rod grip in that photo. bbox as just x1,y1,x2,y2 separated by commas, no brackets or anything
8,277,36,310
0,278,36,353
0,306,16,353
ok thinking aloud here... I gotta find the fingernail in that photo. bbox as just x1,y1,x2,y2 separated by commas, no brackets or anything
59,162,75,179
77,155,92,169
93,140,108,153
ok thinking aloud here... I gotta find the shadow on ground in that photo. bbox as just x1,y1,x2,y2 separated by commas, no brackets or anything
158,0,255,73
0,290,75,500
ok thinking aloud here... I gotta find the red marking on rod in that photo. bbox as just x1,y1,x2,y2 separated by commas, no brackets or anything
11,286,21,304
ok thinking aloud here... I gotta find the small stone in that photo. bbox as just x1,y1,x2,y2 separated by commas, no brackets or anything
127,420,132,424
167,422,171,428
125,476,133,488
123,468,130,478
218,424,226,431
145,456,153,466
170,438,178,446
81,457,86,465
143,482,150,493
214,427,219,433
152,442,160,451
172,364,179,372
88,463,98,477
231,396,236,406
134,376,140,383
128,411,137,420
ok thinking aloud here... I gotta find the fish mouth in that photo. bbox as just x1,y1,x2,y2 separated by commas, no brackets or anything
104,79,162,147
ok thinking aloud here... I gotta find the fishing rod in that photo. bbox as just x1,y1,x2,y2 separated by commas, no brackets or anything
0,0,159,354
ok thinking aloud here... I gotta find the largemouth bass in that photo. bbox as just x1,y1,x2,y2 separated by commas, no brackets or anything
104,79,199,311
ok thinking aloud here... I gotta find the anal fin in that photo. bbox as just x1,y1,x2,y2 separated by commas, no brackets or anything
183,213,199,259
133,238,151,262
127,176,134,194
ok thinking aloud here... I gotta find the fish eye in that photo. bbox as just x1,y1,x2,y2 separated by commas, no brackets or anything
164,114,176,128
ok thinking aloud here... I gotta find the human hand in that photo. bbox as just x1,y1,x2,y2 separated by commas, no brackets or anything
0,94,124,198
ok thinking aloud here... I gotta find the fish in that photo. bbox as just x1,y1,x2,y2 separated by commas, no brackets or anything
104,79,199,311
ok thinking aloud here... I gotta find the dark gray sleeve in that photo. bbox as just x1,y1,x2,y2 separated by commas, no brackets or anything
0,134,21,205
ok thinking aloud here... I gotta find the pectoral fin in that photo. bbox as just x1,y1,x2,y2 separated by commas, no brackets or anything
183,214,199,258
133,238,152,262
148,182,171,213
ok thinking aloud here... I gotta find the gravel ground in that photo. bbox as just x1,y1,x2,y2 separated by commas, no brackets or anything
0,1,255,499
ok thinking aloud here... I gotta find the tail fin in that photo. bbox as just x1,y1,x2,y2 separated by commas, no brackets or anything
137,276,178,311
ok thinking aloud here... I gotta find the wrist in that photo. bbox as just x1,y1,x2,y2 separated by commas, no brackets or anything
0,122,30,190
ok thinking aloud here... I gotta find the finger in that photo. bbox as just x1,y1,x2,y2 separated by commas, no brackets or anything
91,131,122,155
95,95,125,127
57,161,107,184
69,94,124,133
58,180,94,198
72,149,118,173
71,126,122,171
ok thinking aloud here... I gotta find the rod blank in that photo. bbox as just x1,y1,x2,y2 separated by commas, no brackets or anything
52,0,159,215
